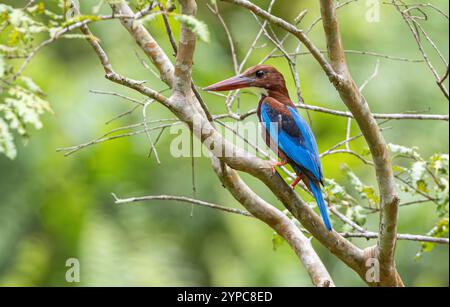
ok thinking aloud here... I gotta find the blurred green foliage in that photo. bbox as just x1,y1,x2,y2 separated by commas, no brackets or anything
0,0,448,286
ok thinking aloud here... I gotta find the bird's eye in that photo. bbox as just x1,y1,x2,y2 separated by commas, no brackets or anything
255,70,265,78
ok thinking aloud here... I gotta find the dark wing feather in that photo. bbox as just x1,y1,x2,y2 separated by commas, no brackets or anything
260,99,323,183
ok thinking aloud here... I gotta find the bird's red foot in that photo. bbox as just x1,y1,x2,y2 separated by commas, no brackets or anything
290,177,301,189
271,161,287,174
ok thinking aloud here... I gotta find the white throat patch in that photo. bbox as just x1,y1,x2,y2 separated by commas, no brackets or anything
242,87,268,98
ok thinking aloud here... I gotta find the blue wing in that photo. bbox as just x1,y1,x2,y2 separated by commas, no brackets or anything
287,106,324,182
261,103,323,183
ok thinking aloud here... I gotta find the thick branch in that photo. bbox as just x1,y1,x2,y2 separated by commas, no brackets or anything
109,2,175,86
211,157,335,287
174,0,197,96
320,0,400,286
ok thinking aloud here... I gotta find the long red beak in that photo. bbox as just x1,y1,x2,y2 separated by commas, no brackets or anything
204,75,253,92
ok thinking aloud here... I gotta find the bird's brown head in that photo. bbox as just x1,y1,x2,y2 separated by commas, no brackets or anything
204,65,288,97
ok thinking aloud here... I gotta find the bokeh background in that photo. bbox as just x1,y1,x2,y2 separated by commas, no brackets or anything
0,0,448,286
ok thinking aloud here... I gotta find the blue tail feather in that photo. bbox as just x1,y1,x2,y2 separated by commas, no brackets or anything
309,181,332,231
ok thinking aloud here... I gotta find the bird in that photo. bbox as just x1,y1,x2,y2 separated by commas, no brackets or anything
204,65,332,231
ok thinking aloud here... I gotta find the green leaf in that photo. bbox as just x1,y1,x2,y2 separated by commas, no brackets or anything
431,154,449,176
26,2,46,15
410,161,428,191
165,0,176,9
324,178,347,198
0,118,17,159
392,165,406,173
345,205,367,228
323,178,357,206
133,0,152,10
436,178,449,218
416,218,449,260
0,86,51,140
20,76,45,96
0,45,18,54
175,15,210,42
141,13,158,24
272,232,284,251
361,186,380,205
343,165,380,207
0,54,4,78
360,148,371,157
389,143,421,160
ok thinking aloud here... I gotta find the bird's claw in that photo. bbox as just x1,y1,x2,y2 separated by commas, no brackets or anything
290,177,301,189
271,161,287,174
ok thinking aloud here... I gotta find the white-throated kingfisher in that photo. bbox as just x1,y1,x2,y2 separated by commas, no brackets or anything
204,65,332,231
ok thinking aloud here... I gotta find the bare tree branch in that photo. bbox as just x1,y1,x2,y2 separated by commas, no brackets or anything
271,49,425,63
112,193,253,217
214,103,449,121
330,206,366,233
208,3,239,74
389,0,449,100
211,157,335,287
319,0,401,286
113,193,449,247
341,232,449,245
109,2,175,87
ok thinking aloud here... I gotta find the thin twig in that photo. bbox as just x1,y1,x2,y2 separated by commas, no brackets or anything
215,102,449,121
322,149,374,165
341,232,449,245
330,206,366,233
271,49,425,63
112,193,253,217
142,100,161,164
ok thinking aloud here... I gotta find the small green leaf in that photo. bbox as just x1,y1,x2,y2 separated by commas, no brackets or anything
0,45,18,54
345,205,367,227
360,148,371,157
175,15,210,42
272,232,284,251
436,178,449,218
141,13,158,24
0,54,5,78
416,218,449,260
410,161,427,190
343,165,380,207
431,154,449,175
323,178,357,206
0,118,17,159
20,76,45,95
389,143,421,160
393,165,406,173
